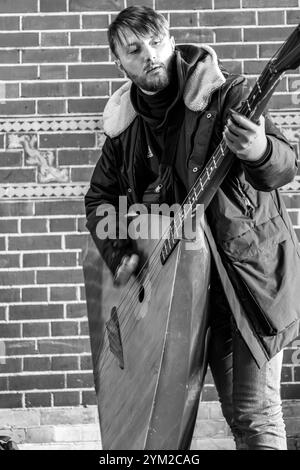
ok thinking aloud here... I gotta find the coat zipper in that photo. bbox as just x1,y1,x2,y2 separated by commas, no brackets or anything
235,178,255,217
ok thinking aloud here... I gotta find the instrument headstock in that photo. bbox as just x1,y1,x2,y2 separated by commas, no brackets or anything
269,24,300,75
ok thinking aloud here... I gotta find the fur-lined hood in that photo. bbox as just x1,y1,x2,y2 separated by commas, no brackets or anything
103,44,226,138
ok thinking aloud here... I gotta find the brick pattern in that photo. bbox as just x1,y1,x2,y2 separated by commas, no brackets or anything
0,199,95,407
0,0,298,423
1,400,300,449
0,405,101,447
0,1,298,113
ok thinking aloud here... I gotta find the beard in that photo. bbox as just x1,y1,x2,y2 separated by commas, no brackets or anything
123,59,174,93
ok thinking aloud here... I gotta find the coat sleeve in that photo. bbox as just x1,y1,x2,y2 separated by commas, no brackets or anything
221,75,298,192
85,136,121,224
84,136,136,276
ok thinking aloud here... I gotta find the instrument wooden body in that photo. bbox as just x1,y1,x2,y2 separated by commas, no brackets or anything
83,214,211,449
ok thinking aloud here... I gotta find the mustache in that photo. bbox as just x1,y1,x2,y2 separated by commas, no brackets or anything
144,63,165,73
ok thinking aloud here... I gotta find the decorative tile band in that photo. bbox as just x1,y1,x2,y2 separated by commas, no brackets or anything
0,111,299,198
0,112,297,134
1,180,299,199
8,134,69,184
269,112,300,192
0,115,103,134
282,178,300,192
0,183,89,199
269,111,300,128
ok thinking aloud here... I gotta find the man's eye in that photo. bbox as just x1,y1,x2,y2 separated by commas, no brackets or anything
129,49,138,54
153,39,162,45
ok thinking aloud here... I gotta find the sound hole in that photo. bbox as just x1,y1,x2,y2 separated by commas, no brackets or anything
138,285,145,303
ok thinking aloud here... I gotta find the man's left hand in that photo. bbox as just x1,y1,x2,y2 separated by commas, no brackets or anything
223,110,268,163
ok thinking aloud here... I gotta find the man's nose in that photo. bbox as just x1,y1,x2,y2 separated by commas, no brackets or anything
144,44,156,62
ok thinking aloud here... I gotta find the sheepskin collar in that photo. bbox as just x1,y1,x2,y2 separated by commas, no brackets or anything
103,44,226,138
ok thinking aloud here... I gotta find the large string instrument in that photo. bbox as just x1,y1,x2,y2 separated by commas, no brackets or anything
83,24,300,450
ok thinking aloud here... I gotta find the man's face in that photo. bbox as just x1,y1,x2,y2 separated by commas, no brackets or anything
115,29,175,93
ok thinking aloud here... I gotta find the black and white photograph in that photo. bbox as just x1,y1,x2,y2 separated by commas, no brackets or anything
0,0,299,454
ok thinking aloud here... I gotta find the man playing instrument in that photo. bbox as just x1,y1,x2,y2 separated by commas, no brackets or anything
85,6,300,450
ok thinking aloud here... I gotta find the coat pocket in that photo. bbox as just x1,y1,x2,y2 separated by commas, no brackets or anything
223,215,300,335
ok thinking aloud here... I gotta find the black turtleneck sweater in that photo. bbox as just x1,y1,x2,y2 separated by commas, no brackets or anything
130,58,187,205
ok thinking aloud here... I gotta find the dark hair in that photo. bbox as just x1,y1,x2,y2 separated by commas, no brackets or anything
108,6,169,57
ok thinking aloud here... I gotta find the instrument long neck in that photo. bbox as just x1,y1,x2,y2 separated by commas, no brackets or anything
160,65,281,265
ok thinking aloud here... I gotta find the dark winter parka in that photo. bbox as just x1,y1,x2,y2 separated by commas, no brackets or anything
85,44,300,367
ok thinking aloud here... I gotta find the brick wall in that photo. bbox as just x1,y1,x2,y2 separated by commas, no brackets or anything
0,0,299,448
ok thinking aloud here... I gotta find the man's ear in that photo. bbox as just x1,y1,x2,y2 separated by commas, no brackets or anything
115,58,127,78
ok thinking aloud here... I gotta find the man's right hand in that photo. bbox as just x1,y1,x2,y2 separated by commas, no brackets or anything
114,254,139,286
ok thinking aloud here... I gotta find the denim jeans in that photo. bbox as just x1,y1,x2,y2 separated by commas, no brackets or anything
207,268,287,450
